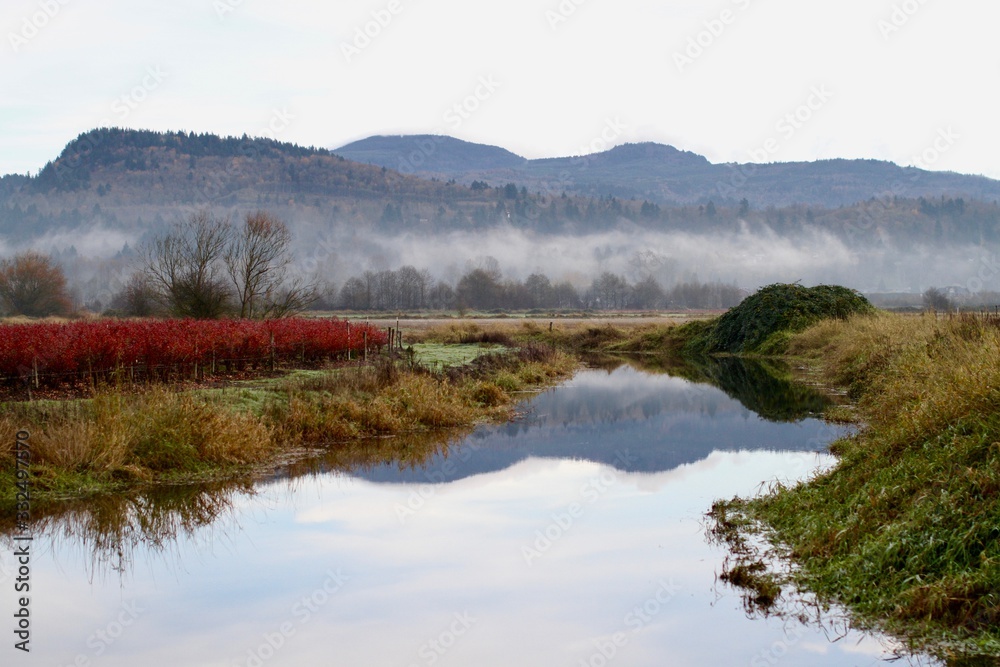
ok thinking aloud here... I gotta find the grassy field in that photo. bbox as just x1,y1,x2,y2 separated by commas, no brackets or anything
0,340,576,512
712,311,1000,660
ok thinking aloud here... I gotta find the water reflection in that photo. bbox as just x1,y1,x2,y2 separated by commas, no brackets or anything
0,483,247,578
0,359,951,666
620,354,834,422
354,362,845,484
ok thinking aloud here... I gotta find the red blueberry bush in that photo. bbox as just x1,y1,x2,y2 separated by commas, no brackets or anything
0,318,388,387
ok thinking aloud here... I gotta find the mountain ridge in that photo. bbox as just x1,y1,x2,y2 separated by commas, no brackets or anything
2,127,999,257
334,134,1000,208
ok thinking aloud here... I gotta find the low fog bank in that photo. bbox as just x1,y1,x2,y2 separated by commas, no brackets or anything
10,219,1000,311
289,223,1000,297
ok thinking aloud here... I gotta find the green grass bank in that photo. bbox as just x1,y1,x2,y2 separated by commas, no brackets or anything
714,311,1000,660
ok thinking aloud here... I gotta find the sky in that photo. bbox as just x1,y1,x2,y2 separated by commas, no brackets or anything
1,0,998,179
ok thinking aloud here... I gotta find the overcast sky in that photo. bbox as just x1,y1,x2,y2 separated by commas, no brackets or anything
1,0,997,179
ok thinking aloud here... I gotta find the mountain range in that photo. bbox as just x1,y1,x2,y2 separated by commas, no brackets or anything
1,128,998,254
3,127,1000,306
335,134,1000,209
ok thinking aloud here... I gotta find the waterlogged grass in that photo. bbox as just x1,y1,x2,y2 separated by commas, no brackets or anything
727,312,1000,659
410,343,507,369
0,343,576,512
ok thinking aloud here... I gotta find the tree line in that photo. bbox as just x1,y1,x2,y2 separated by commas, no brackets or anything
333,264,745,312
0,207,744,318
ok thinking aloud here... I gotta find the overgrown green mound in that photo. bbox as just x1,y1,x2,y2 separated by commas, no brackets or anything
688,283,874,355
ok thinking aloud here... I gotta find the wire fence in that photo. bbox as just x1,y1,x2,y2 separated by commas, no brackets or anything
0,320,410,392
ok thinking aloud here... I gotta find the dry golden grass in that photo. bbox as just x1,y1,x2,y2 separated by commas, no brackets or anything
789,312,1000,447
406,317,695,348
0,388,274,474
0,339,577,515
266,351,572,445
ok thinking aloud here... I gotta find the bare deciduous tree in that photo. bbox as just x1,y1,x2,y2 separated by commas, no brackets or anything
589,272,630,310
225,211,316,318
923,286,954,313
109,273,164,317
0,251,74,317
141,211,233,318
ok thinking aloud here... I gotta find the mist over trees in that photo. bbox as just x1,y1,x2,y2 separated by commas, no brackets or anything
133,210,316,319
7,129,1000,312
333,262,743,312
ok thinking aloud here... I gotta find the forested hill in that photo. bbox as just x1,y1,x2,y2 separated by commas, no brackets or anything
14,127,463,203
2,128,1000,252
0,127,570,241
335,135,1000,209
336,135,527,174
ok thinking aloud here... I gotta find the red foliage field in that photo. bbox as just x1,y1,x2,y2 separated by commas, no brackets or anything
0,318,389,387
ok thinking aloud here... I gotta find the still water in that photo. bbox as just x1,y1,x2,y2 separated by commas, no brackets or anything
3,362,936,666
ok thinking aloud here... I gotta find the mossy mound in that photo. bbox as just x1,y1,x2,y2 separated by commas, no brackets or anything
688,283,874,355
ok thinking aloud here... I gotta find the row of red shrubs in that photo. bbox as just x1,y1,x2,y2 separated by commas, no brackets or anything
0,318,389,387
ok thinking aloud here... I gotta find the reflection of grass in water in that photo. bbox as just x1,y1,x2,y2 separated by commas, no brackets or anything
0,428,462,578
683,356,831,423
0,483,245,575
284,428,467,478
706,498,908,662
707,499,784,617
607,353,833,424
